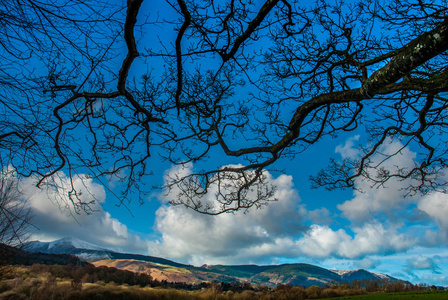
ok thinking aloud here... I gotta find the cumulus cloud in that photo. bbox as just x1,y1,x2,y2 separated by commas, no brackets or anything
348,222,416,257
331,137,448,253
22,163,421,266
335,135,360,159
418,192,448,237
337,138,418,223
19,173,149,254
306,207,332,225
150,162,424,265
150,166,308,265
405,256,441,273
402,255,446,285
356,257,382,270
338,135,448,245
297,225,351,258
297,222,416,259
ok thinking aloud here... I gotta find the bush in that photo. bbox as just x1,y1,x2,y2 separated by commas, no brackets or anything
0,290,26,300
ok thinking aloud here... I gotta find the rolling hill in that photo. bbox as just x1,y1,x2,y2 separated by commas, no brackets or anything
24,237,404,288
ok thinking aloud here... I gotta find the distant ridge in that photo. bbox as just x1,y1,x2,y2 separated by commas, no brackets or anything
25,237,112,261
1,243,89,266
25,237,406,287
25,237,190,267
26,237,106,252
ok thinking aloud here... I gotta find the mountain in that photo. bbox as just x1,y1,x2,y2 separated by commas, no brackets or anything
24,237,405,288
25,237,112,261
339,269,394,282
26,237,106,253
1,243,89,266
24,238,193,268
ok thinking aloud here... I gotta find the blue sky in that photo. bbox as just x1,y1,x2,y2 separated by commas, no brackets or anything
10,0,448,288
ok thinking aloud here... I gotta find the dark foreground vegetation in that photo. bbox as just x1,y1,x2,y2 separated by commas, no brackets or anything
0,263,446,300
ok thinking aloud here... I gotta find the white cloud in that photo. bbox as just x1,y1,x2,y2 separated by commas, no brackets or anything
356,257,381,270
297,222,416,259
347,222,416,257
321,247,448,286
19,173,149,254
406,256,440,272
150,166,308,265
335,135,360,159
413,273,448,286
307,207,332,225
297,225,351,258
403,255,446,285
151,156,439,265
151,162,423,265
418,193,448,232
337,138,418,223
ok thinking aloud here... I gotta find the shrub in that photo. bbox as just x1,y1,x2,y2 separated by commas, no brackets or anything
0,290,26,300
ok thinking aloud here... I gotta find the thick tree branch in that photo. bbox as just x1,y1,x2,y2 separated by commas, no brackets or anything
221,0,281,62
118,0,143,93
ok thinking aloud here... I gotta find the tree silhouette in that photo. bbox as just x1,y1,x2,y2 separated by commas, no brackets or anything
0,170,32,273
1,0,447,214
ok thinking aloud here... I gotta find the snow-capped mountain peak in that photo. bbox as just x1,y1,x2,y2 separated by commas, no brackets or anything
47,237,106,251
24,237,112,261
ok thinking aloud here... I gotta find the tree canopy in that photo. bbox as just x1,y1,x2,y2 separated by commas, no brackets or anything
1,0,447,214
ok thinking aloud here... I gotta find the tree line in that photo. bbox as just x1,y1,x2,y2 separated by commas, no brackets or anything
1,262,446,299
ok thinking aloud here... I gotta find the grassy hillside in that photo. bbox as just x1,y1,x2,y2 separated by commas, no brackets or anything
250,263,342,287
92,259,408,289
93,259,240,285
22,239,409,288
108,252,191,269
201,264,272,278
1,265,446,300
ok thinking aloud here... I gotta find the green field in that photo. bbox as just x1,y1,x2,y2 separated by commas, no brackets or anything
318,291,448,300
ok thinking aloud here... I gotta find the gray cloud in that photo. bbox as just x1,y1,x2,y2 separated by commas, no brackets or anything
306,207,332,225
356,257,382,270
405,256,441,273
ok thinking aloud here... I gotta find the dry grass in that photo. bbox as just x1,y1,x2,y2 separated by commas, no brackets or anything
0,265,444,300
